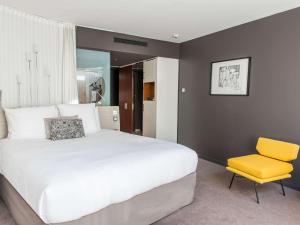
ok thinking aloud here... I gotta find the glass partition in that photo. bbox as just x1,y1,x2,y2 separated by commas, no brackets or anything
76,49,111,106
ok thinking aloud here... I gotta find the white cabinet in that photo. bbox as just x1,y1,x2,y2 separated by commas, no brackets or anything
143,57,178,142
143,59,157,138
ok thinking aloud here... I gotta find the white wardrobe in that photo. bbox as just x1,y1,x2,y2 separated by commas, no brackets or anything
143,57,179,143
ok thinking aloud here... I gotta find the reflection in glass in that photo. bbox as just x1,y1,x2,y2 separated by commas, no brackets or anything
76,49,111,106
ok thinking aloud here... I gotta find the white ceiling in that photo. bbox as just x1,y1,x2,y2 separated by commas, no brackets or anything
1,0,300,43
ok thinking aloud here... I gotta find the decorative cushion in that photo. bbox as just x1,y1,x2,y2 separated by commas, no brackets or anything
228,154,293,179
44,116,78,139
45,117,85,141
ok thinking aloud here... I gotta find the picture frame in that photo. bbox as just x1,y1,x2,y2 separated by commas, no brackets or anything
210,57,251,96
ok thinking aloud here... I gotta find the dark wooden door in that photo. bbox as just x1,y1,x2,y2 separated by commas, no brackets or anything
119,66,134,133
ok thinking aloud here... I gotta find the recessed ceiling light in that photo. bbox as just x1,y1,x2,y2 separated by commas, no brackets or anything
172,34,179,39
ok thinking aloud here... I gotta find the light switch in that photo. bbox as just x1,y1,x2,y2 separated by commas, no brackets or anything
112,110,118,122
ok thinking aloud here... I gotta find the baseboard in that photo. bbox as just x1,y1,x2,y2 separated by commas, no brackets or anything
198,154,226,167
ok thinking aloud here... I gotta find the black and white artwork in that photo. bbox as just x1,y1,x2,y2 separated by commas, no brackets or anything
210,57,251,95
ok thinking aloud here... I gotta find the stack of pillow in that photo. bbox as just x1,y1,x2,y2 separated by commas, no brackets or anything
3,103,101,141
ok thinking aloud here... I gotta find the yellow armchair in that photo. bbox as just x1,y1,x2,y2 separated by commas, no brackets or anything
226,137,299,203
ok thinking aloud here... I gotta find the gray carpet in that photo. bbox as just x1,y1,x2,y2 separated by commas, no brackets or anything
1,159,300,225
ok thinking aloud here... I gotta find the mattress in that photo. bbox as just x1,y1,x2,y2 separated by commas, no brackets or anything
0,130,198,224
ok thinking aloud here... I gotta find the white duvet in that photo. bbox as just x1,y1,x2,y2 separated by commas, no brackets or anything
0,130,198,224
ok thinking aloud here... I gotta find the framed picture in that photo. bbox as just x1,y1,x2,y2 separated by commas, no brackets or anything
210,57,251,96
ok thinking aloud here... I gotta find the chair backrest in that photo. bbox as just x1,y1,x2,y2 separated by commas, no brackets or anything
257,137,299,161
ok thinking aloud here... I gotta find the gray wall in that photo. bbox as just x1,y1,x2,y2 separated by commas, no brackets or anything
178,8,300,189
77,26,179,58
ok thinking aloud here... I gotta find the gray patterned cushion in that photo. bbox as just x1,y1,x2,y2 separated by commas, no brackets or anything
44,117,85,141
44,116,78,139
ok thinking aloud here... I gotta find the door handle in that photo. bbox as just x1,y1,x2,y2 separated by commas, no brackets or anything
124,102,128,110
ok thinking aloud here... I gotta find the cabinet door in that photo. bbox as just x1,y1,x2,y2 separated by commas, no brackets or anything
143,59,157,83
143,101,156,138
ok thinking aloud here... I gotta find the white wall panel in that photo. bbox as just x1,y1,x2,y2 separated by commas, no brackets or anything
156,57,178,142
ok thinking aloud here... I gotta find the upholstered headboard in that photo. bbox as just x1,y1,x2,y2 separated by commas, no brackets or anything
0,91,8,139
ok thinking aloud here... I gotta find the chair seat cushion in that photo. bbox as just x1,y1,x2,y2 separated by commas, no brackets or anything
228,154,293,179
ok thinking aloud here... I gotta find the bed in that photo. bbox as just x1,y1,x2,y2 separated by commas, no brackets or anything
0,122,198,225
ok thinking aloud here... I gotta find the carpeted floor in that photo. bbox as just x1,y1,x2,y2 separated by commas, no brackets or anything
1,158,300,225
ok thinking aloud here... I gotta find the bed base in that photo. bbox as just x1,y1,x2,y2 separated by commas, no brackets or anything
0,173,196,225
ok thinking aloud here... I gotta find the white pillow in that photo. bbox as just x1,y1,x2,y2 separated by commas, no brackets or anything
5,106,59,139
57,103,101,134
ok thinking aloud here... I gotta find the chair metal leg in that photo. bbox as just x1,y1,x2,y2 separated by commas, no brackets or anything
280,180,286,196
254,183,260,204
229,173,236,189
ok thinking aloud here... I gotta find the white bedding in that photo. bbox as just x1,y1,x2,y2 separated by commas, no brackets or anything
0,130,198,224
